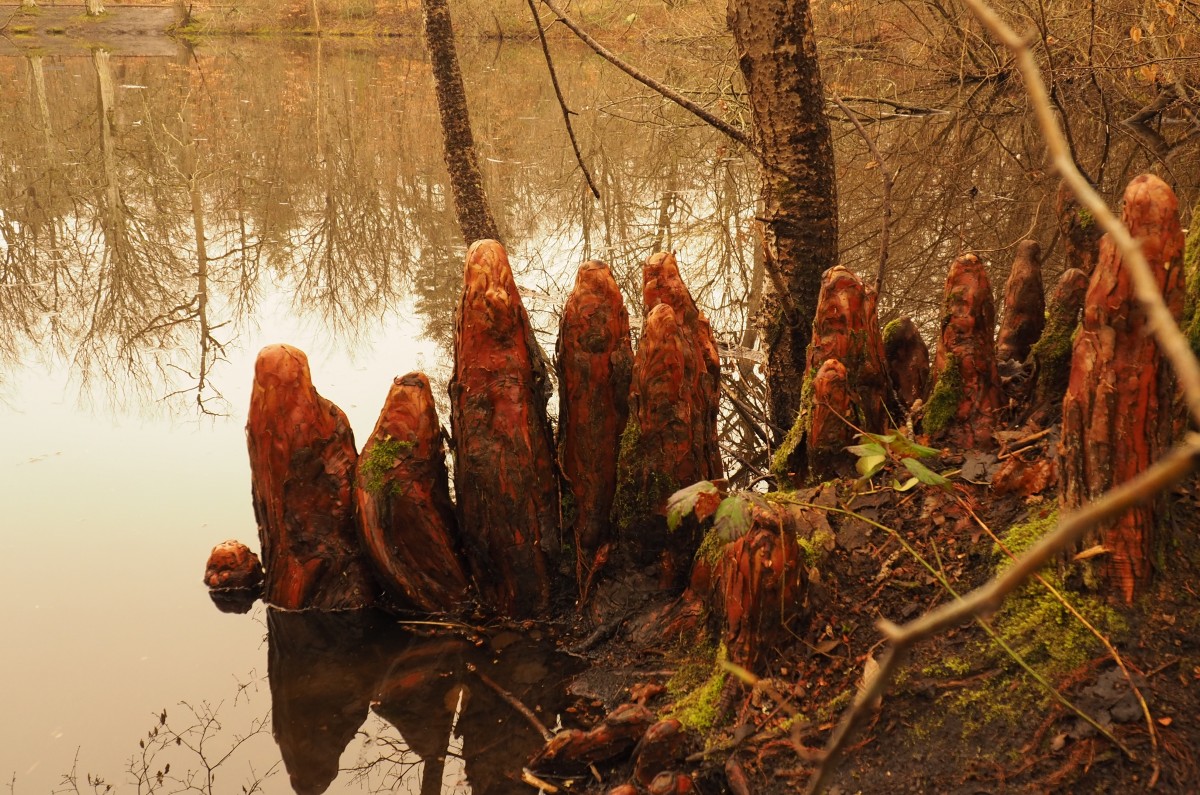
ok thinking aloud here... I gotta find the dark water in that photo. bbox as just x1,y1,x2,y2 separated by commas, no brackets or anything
2,28,1197,795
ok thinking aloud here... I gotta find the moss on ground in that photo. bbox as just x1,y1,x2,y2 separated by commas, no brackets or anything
666,643,728,733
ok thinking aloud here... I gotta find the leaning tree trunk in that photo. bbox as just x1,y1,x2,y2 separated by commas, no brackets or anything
729,0,839,436
420,0,499,243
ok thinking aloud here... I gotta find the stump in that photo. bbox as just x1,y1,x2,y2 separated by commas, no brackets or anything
1030,268,1089,415
450,240,557,618
356,372,471,614
203,539,263,592
614,254,722,591
246,344,377,610
882,317,930,411
716,502,808,672
1057,180,1104,276
1061,174,1185,602
924,254,1002,447
773,265,891,483
996,240,1045,363
556,261,634,600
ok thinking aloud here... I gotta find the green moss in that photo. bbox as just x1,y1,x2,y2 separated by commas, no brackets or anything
796,528,834,567
1183,200,1200,357
612,418,678,532
359,436,413,496
695,527,727,568
881,317,906,347
1076,206,1094,229
667,644,728,732
922,353,962,434
770,366,820,488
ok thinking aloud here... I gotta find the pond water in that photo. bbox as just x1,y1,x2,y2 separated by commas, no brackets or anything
2,27,1197,795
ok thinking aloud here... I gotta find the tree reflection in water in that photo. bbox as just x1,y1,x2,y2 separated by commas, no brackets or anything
267,609,578,795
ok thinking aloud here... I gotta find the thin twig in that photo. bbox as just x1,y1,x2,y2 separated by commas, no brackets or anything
468,663,554,741
830,92,893,297
804,434,1200,794
526,0,600,200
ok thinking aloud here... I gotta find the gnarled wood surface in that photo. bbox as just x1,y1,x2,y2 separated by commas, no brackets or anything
246,344,377,610
450,240,556,618
924,254,1002,448
557,261,633,600
356,372,470,613
996,240,1045,363
1061,174,1185,602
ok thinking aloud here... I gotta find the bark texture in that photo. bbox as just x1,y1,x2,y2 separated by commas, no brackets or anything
1061,174,1185,603
557,261,634,600
420,0,499,243
924,254,1002,448
529,703,655,774
1030,267,1089,415
773,265,889,483
1057,180,1104,277
615,254,722,591
450,240,556,617
633,720,688,788
996,240,1045,363
882,317,930,410
246,344,377,610
729,0,839,435
204,539,264,591
355,372,471,614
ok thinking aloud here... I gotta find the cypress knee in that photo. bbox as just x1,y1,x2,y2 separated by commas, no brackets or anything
924,254,1002,447
1030,268,1089,415
996,240,1045,363
450,240,556,617
356,372,471,614
246,344,377,610
773,265,890,484
1057,180,1104,277
882,317,930,410
1061,174,1185,602
556,262,633,599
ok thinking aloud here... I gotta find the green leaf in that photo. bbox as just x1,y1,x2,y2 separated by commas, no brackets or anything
856,454,887,479
891,476,920,492
666,481,719,531
901,457,952,488
713,496,754,542
888,437,941,459
845,442,886,458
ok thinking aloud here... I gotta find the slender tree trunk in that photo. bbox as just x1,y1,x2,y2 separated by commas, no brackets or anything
729,0,838,436
420,0,499,243
85,0,104,16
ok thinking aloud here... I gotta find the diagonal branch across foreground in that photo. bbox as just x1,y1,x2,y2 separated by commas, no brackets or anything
804,1,1200,791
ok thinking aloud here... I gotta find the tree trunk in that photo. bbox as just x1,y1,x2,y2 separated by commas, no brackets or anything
85,0,104,15
420,0,499,243
729,0,838,435
356,372,471,613
450,241,556,617
246,344,378,610
1061,174,1185,602
556,262,633,601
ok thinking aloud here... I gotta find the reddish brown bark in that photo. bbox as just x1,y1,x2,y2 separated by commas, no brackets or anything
1057,180,1104,277
615,254,722,591
1061,174,1185,602
556,261,633,600
204,539,264,591
355,372,471,613
648,773,698,794
996,240,1046,363
717,503,807,672
633,720,687,788
529,703,655,773
924,254,1002,448
450,240,556,618
246,344,377,610
1031,268,1089,415
774,266,890,483
882,317,930,410
805,359,855,480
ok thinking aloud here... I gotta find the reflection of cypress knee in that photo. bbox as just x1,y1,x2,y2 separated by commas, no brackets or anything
356,372,471,613
772,266,890,485
615,253,721,592
246,344,377,610
996,240,1045,363
1029,268,1089,415
556,262,633,599
450,240,556,617
1060,174,1184,603
924,254,1001,448
882,317,929,410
